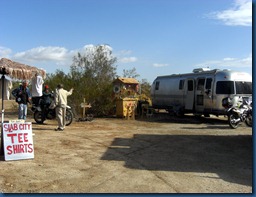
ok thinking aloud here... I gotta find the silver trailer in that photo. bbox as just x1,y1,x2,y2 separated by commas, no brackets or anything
150,68,252,116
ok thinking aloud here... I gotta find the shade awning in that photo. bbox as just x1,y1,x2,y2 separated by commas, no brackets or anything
0,58,46,80
113,77,139,85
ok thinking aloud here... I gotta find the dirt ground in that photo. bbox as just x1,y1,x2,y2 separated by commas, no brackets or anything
0,100,253,193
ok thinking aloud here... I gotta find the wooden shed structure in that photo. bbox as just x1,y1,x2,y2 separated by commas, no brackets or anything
112,77,139,96
112,77,139,119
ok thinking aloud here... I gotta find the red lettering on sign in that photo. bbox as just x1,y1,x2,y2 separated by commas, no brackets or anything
18,123,32,130
3,122,34,160
7,133,17,143
6,143,34,155
23,133,28,142
7,145,12,155
3,124,18,132
28,144,33,153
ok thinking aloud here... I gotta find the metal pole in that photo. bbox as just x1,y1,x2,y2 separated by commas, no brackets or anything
0,67,7,155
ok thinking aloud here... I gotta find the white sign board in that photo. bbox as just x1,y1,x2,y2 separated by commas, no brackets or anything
3,122,34,161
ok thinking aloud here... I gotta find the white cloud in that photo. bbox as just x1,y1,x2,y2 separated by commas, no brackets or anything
223,57,236,61
0,46,12,58
153,63,169,67
13,46,72,62
208,0,252,26
10,44,115,66
6,46,77,73
118,57,138,63
115,49,138,64
194,53,252,68
80,44,113,55
1,45,138,73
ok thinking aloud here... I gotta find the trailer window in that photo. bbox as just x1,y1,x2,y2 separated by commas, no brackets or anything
155,81,160,90
205,78,212,89
179,80,184,90
235,81,252,94
188,80,193,91
216,81,234,94
197,78,205,91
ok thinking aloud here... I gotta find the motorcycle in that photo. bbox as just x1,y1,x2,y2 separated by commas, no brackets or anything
32,99,73,126
222,96,252,129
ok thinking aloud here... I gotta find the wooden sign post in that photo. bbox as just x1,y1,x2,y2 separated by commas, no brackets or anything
80,98,91,118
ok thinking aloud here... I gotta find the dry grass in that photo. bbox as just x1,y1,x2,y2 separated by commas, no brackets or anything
0,99,18,112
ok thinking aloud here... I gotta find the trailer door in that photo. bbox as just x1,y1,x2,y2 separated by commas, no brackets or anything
204,78,213,113
195,78,205,113
185,79,194,110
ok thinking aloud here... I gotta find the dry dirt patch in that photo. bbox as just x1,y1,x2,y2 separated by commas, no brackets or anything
0,110,252,193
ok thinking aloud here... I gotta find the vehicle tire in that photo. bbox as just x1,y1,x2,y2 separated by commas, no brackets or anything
34,111,45,124
228,113,239,129
65,109,73,126
245,114,252,127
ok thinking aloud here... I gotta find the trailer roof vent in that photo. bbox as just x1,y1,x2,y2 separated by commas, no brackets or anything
193,68,211,73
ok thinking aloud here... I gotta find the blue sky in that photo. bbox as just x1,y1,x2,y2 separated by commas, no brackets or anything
0,0,252,83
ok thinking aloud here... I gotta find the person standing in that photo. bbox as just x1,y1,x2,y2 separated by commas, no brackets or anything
41,85,53,121
42,85,53,106
12,80,32,120
54,84,73,131
0,77,12,100
31,71,44,106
